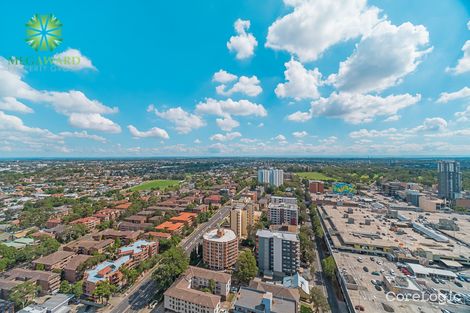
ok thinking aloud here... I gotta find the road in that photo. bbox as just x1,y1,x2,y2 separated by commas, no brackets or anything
109,203,234,313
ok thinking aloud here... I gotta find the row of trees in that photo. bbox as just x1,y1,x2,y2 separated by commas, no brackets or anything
152,246,189,293
0,236,60,272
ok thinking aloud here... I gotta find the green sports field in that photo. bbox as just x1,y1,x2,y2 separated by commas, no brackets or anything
295,172,336,181
130,179,180,191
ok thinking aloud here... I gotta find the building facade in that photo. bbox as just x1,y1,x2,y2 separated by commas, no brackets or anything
308,180,324,194
230,201,254,239
268,203,298,226
258,169,284,187
437,160,462,200
203,228,238,270
256,229,300,278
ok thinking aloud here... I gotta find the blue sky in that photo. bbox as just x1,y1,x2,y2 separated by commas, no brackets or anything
0,0,469,157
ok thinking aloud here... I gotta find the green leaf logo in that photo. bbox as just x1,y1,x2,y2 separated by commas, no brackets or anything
25,14,63,51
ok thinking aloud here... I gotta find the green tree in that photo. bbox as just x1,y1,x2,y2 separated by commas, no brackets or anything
152,246,189,291
233,249,258,284
59,280,71,294
9,281,38,309
322,256,336,279
93,281,116,304
310,287,330,313
72,281,84,299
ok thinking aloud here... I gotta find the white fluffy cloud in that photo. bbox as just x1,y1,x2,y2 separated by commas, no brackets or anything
287,92,421,124
0,57,120,133
0,97,33,113
216,117,240,131
275,59,322,100
153,107,205,134
319,136,337,144
274,134,287,144
455,105,470,122
227,19,258,60
349,128,399,139
266,0,382,62
216,75,262,97
446,29,470,74
436,87,470,103
410,117,447,133
68,113,121,133
329,21,431,94
0,111,55,137
196,98,267,118
213,70,237,84
210,132,242,141
127,125,169,139
292,131,308,138
59,130,106,143
53,48,96,71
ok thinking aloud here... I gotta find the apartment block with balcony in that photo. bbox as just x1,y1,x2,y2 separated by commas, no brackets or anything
256,229,300,279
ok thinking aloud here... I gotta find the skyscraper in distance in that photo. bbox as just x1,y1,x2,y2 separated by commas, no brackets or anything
258,168,284,187
437,160,462,201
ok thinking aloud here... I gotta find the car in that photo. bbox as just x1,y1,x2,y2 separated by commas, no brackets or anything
355,304,365,311
375,285,382,291
454,281,463,288
439,279,446,284
371,271,380,276
363,266,369,272
371,279,377,285
431,277,440,284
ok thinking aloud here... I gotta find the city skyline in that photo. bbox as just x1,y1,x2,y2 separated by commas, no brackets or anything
0,1,469,157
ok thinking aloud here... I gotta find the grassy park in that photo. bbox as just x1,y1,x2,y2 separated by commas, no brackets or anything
295,172,336,181
130,179,180,191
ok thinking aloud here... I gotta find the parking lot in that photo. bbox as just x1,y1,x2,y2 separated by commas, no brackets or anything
334,252,470,313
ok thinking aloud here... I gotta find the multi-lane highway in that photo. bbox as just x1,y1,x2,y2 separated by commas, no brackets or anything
109,203,234,313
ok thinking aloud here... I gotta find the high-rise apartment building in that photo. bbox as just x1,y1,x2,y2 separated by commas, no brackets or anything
437,160,462,200
268,202,298,226
230,201,254,239
258,168,284,187
203,228,239,270
256,229,300,278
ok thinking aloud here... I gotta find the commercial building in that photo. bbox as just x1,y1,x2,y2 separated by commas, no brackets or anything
419,197,445,212
203,228,238,270
256,229,300,278
268,202,298,226
437,160,462,200
258,169,284,187
308,180,324,194
411,222,449,242
164,266,231,313
18,294,73,313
